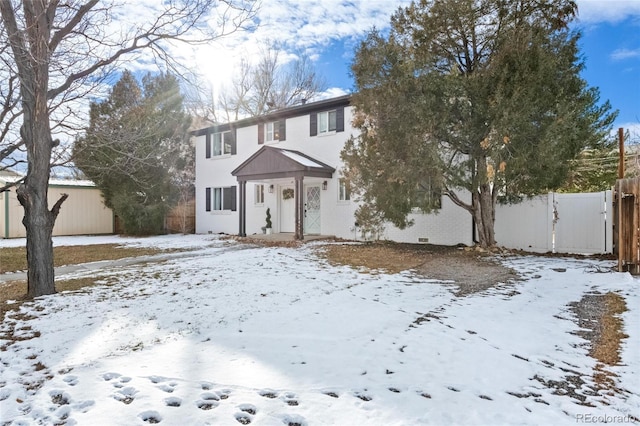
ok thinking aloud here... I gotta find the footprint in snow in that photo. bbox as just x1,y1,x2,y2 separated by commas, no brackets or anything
201,392,220,401
233,403,258,423
102,372,121,381
63,375,78,386
282,392,299,406
139,410,162,424
354,391,372,402
239,403,257,415
49,390,71,406
113,386,137,405
158,383,177,393
282,414,308,426
165,396,182,407
112,375,133,389
235,413,252,424
259,388,278,399
322,390,339,398
197,399,219,410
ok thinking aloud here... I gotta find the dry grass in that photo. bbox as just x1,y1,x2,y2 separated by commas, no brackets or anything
0,244,172,274
317,241,450,274
592,292,628,366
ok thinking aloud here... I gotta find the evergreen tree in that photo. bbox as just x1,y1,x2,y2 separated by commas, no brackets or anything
342,0,616,247
74,70,192,235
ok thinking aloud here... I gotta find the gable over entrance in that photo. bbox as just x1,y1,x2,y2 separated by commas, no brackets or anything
231,146,335,239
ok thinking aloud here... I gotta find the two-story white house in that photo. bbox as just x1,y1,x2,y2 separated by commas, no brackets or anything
194,95,473,245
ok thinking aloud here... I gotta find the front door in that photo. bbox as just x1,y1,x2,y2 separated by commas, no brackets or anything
304,185,321,234
280,185,295,233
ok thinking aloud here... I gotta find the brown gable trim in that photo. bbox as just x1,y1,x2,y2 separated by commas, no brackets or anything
191,94,351,136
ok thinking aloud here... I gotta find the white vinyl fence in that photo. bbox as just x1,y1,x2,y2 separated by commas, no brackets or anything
494,191,613,254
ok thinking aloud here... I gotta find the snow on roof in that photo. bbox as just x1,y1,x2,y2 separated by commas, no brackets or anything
0,174,96,187
280,150,325,168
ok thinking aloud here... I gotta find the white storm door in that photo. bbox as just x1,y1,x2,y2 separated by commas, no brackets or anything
304,185,321,234
280,185,295,232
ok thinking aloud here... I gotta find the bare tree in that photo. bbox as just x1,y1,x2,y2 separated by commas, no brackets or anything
187,42,327,122
0,0,257,297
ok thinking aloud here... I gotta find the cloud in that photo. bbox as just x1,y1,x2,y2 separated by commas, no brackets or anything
575,0,640,24
611,48,640,61
191,0,411,91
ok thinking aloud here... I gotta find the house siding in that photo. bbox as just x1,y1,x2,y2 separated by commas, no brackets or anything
194,97,473,245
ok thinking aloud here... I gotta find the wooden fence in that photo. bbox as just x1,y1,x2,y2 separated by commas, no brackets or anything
165,199,195,234
614,178,640,274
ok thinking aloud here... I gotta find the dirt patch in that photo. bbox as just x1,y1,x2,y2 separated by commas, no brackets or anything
317,241,519,296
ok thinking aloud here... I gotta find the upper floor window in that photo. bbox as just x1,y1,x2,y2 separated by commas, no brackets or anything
206,130,236,158
310,106,344,137
255,184,265,205
318,110,337,134
214,131,232,156
338,178,351,201
266,122,278,142
258,120,286,144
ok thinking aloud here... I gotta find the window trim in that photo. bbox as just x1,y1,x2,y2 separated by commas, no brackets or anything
255,184,265,205
205,186,237,212
338,178,351,202
206,130,236,158
318,110,337,134
265,122,276,142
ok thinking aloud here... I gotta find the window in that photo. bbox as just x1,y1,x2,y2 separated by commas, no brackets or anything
259,120,285,144
266,122,280,142
414,178,442,210
338,178,351,201
205,186,237,211
206,130,236,158
318,110,337,134
310,107,344,136
214,132,232,156
255,184,265,205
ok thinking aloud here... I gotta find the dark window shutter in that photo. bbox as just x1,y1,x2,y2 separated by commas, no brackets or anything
258,123,264,144
310,113,317,137
205,133,211,158
336,107,345,132
231,186,237,211
205,187,211,212
230,128,237,155
279,119,286,141
223,186,237,211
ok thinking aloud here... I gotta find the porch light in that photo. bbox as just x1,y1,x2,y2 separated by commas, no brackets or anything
322,181,328,190
268,184,274,193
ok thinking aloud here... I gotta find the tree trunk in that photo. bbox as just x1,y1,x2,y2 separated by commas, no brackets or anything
13,4,62,297
472,183,496,248
16,113,61,298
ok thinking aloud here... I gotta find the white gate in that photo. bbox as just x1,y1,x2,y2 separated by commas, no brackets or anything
553,192,608,254
494,191,612,254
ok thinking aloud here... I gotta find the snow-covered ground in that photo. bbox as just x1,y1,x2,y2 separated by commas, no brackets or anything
0,235,638,425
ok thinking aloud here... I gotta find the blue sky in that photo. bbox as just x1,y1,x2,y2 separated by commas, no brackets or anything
192,1,639,135
312,3,640,133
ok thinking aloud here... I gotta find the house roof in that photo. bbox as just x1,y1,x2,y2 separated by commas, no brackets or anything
0,172,96,188
231,146,335,182
192,94,352,136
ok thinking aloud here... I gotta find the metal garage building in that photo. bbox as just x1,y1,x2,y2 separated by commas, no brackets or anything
0,171,114,239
